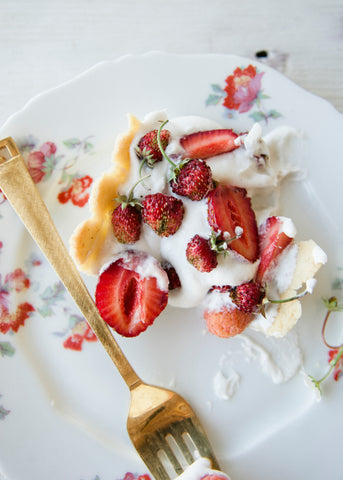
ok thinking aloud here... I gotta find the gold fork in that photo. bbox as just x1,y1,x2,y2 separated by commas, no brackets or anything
0,137,220,480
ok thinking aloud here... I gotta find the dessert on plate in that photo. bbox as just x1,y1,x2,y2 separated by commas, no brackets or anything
70,111,326,338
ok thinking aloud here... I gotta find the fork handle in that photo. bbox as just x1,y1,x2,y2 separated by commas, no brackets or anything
0,137,141,390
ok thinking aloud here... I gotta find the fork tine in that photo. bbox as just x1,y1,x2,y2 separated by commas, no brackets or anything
184,419,220,470
140,441,171,480
156,432,184,475
139,433,183,480
168,432,195,465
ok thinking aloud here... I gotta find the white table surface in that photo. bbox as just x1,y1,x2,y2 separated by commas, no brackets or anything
1,0,342,128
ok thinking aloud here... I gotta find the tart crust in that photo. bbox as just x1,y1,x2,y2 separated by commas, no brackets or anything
69,114,141,274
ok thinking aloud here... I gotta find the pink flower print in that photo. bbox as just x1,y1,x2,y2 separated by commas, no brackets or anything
27,141,57,183
27,150,46,183
63,320,97,351
39,142,56,157
57,175,93,207
223,65,263,113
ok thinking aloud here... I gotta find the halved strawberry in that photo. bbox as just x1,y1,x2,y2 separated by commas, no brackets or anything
207,184,259,262
256,216,294,284
95,251,168,337
180,129,239,160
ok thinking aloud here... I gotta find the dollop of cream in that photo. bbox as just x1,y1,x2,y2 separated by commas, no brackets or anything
177,457,231,480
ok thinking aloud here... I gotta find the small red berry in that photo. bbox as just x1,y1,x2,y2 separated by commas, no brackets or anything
142,193,184,237
111,204,141,244
171,158,213,201
186,234,218,272
231,281,265,313
136,129,171,167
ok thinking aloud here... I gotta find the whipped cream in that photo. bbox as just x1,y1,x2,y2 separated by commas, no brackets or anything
101,110,302,310
177,458,230,480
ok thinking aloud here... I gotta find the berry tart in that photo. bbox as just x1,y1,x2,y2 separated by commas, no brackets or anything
70,111,326,338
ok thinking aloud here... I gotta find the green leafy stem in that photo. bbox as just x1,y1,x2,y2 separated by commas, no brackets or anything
308,297,343,395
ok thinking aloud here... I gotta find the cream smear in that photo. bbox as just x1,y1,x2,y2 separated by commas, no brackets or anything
101,110,302,310
212,330,302,401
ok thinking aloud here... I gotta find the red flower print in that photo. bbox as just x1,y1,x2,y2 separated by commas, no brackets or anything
27,141,57,183
223,64,264,113
0,268,34,334
5,268,30,292
58,175,93,207
0,188,6,203
63,320,97,351
0,302,34,334
328,348,343,381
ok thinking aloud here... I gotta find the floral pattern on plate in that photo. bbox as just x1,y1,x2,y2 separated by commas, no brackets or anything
0,136,97,420
206,64,282,123
19,135,94,206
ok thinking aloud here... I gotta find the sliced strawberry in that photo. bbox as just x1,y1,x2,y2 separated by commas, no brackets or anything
256,216,294,284
95,251,168,337
207,184,259,262
180,129,239,160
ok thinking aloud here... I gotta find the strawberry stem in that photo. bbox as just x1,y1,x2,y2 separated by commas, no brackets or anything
210,229,242,253
157,120,176,167
157,120,191,183
309,345,343,394
263,282,310,305
115,175,150,207
157,120,178,172
321,297,343,349
306,296,343,397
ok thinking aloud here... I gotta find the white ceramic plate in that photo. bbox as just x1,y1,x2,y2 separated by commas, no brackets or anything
0,53,342,480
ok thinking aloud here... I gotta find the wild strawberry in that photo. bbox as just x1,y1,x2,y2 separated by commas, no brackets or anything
112,204,141,244
207,184,259,262
230,281,265,313
186,234,218,272
180,129,239,159
204,305,253,338
157,121,213,201
142,193,184,237
170,158,213,201
162,261,181,290
95,251,168,337
135,128,171,167
111,178,145,244
256,216,294,283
